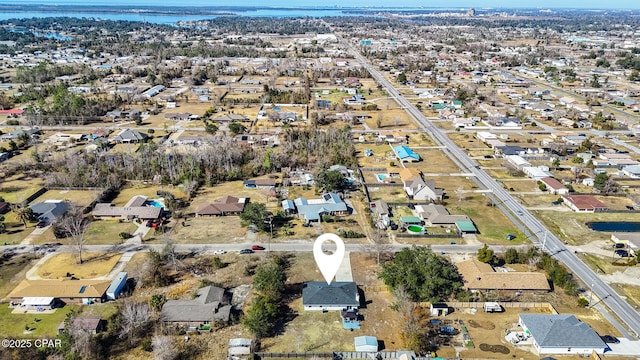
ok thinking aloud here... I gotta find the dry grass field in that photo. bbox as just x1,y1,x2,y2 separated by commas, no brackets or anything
32,189,101,208
402,148,459,172
85,221,139,245
36,252,121,279
113,184,186,206
535,210,640,245
0,174,45,203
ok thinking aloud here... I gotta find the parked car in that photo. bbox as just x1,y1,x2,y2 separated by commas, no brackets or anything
35,220,48,228
602,335,620,344
614,243,625,249
615,249,629,257
213,250,227,255
251,245,265,250
239,249,254,254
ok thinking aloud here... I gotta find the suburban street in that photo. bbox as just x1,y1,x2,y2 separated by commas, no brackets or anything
344,40,640,338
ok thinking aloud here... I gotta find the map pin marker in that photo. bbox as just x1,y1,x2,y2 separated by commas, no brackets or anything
313,233,345,285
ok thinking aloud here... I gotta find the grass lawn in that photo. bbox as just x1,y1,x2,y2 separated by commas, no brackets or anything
535,210,640,245
0,304,79,338
0,174,45,203
354,143,397,169
150,216,245,244
36,252,121,279
611,284,640,310
578,253,635,275
403,148,458,172
85,221,138,245
499,180,538,193
0,254,36,300
449,195,527,244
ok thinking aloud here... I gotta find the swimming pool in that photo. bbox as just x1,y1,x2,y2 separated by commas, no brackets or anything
376,174,389,183
146,200,164,208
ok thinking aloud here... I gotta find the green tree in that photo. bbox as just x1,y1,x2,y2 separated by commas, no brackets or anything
594,173,608,190
148,294,166,312
551,158,560,169
316,169,347,192
253,260,287,301
571,156,584,164
504,248,520,264
228,122,246,135
379,246,463,302
240,202,269,230
205,122,218,134
396,72,407,84
13,206,35,228
242,295,278,338
477,244,494,264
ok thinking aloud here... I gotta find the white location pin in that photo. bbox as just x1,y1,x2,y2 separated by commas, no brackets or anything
313,233,345,285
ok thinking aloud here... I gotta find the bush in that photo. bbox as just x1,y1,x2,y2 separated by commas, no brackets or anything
141,338,152,352
577,297,589,307
338,229,365,238
6,119,19,125
119,232,132,240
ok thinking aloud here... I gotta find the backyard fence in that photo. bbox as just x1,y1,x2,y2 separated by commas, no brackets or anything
416,301,557,314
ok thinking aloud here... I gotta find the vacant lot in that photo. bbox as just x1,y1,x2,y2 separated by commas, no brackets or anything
403,148,459,172
36,252,121,279
157,216,245,244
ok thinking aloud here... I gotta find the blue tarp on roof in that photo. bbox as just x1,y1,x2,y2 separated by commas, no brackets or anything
394,145,420,161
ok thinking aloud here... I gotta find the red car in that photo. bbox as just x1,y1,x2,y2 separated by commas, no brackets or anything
251,245,265,250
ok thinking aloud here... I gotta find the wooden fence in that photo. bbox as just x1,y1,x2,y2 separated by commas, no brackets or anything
416,301,557,314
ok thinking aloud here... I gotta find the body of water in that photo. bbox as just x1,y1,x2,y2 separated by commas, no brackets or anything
0,8,368,24
587,222,640,232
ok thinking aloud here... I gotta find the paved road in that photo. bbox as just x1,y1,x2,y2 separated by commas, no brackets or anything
342,39,640,338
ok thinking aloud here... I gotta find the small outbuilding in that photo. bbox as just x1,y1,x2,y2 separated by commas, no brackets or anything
483,302,503,313
430,303,449,316
354,336,378,352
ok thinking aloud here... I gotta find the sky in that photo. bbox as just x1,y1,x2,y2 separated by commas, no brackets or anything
1,0,638,9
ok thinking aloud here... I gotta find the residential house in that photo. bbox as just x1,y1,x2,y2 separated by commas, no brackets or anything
517,314,606,355
0,128,40,141
611,233,640,251
523,166,553,181
404,177,443,202
377,132,406,143
29,200,69,223
287,169,314,186
110,128,148,143
0,201,9,214
540,177,569,195
164,112,191,121
457,259,550,293
243,178,277,189
495,145,525,157
302,282,360,311
562,195,609,213
195,196,247,216
415,204,469,226
394,145,420,162
622,165,640,179
92,195,163,221
507,155,531,169
212,114,250,123
8,278,111,305
370,200,390,229
57,316,105,335
160,286,232,326
285,193,349,223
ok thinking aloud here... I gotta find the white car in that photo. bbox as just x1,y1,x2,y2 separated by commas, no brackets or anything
213,250,227,255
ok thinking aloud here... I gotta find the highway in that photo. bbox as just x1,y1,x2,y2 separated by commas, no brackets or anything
344,40,640,338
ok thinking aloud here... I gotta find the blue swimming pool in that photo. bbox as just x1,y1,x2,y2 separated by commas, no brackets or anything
273,107,281,111
146,200,164,208
376,174,389,183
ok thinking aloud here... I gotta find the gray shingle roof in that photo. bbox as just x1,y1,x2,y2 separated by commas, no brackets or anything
520,314,606,348
160,286,231,323
29,200,69,221
302,282,359,307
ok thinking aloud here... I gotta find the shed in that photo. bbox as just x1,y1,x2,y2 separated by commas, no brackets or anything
430,303,449,316
354,336,378,352
106,272,128,300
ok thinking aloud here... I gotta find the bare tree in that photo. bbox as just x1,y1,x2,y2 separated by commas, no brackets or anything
456,186,465,202
152,335,178,360
527,255,541,272
119,301,151,345
58,206,90,264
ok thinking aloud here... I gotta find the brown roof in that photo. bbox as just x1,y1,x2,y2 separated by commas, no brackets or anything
540,177,566,190
456,259,550,291
196,196,246,215
562,195,608,211
8,279,111,299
